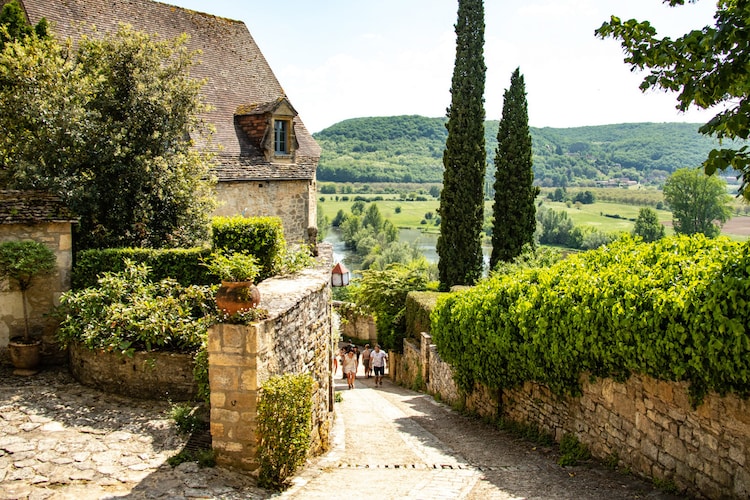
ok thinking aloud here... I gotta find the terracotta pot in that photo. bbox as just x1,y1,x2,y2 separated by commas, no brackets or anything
8,338,42,374
215,280,261,316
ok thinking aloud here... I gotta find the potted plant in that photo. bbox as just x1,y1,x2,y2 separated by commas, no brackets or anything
0,240,56,373
205,251,261,316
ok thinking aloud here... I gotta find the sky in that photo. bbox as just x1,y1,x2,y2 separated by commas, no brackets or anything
166,0,719,133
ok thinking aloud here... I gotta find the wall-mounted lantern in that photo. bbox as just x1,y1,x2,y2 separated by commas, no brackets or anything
331,262,350,287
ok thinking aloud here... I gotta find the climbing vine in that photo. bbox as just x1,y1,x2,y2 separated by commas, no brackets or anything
431,235,750,404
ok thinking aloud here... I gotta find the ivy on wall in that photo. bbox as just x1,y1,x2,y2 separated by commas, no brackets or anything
431,235,750,404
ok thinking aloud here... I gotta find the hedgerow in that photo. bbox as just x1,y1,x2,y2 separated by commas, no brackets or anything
431,235,750,404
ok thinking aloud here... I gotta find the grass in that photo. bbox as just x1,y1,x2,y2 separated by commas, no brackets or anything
317,192,749,240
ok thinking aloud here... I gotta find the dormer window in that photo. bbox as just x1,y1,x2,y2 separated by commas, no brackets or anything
235,97,297,161
274,119,290,155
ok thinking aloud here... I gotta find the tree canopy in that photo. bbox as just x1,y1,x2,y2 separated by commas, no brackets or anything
437,0,487,290
0,22,216,249
663,167,732,238
491,68,538,268
596,0,750,200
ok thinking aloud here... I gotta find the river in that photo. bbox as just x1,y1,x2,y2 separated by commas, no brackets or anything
324,227,490,271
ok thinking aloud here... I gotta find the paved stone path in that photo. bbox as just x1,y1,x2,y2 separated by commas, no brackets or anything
0,364,685,499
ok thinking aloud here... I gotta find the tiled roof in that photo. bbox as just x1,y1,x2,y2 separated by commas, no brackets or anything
212,154,317,181
0,190,78,225
13,0,320,180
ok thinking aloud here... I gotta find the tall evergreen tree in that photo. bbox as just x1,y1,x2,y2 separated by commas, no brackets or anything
437,0,486,291
490,68,539,269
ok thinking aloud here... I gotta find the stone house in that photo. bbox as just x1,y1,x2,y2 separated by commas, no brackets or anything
10,0,321,245
0,191,76,360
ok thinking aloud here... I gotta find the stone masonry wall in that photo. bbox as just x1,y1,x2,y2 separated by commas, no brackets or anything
214,180,314,245
208,264,335,471
401,331,749,498
0,222,72,364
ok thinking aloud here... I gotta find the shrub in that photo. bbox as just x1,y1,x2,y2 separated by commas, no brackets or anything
211,216,286,281
257,373,314,491
57,260,216,355
432,235,750,403
73,247,213,289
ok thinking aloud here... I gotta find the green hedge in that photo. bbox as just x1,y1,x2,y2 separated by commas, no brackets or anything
73,247,213,289
431,235,750,404
211,216,286,281
405,291,441,338
73,216,288,288
257,373,313,490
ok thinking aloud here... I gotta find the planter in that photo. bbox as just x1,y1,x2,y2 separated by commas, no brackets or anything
215,280,261,316
8,338,42,375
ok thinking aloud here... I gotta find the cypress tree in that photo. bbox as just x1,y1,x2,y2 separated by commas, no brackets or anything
490,68,539,269
437,0,486,291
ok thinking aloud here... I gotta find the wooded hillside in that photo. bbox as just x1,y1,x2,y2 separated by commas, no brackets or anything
314,116,742,187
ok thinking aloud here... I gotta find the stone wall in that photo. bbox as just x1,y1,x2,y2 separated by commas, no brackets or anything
332,301,377,345
0,222,73,364
69,342,197,400
400,331,749,498
214,180,315,245
208,264,335,471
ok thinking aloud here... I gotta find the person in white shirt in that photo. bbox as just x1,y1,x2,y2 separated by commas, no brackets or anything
370,344,388,387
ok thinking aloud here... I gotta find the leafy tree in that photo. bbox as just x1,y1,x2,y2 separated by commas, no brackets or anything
437,0,486,290
663,167,732,237
0,0,47,49
0,24,216,250
633,207,665,242
491,68,539,269
537,207,575,246
596,1,750,200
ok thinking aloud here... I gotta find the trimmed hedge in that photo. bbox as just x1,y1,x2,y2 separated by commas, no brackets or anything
405,291,441,338
432,235,750,404
73,247,213,289
257,373,313,490
72,216,288,288
211,216,286,281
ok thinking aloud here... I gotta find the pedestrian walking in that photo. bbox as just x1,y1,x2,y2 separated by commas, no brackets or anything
361,344,372,378
342,349,358,389
370,344,388,387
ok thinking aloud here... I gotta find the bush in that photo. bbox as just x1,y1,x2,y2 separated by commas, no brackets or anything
211,216,286,281
432,235,750,403
257,373,314,491
57,260,216,355
73,247,213,289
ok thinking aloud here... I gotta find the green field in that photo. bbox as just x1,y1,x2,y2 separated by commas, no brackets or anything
317,193,749,240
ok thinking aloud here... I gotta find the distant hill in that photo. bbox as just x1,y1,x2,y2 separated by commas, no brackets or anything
313,116,741,186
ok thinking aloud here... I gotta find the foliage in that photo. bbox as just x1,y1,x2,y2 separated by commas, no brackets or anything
349,260,433,352
314,116,742,188
557,433,591,466
596,1,750,200
663,167,733,237
633,207,665,242
211,216,286,281
491,68,539,268
56,261,215,355
405,291,441,339
193,342,210,404
0,0,48,49
169,402,208,435
0,23,216,250
437,0,487,291
203,251,260,282
0,240,56,341
257,373,314,491
0,240,56,292
431,235,750,404
167,448,215,468
72,247,213,289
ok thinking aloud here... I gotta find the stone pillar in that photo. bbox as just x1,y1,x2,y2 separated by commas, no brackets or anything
208,323,260,471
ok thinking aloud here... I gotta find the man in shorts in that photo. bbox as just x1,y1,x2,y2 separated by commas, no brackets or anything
361,344,372,378
370,344,388,387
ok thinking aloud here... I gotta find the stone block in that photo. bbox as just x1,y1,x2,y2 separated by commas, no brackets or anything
208,365,239,391
211,408,240,424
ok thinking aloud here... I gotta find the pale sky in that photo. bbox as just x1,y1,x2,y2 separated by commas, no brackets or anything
167,0,719,133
